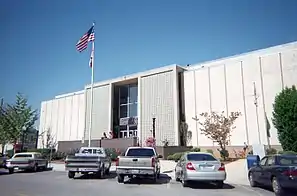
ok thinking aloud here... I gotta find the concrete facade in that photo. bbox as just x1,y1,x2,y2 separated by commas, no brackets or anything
39,41,297,149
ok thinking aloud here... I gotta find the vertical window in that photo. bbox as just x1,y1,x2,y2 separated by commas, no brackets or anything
129,85,138,103
120,105,128,118
119,86,128,105
128,103,137,117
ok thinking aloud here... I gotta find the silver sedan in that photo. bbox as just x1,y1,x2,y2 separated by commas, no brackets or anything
175,152,226,188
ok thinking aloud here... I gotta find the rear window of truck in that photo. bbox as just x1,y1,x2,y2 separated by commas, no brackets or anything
126,148,155,157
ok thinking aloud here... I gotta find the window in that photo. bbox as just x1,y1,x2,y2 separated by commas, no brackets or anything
187,153,217,161
129,85,138,103
279,156,297,165
267,157,275,166
14,154,33,158
120,105,128,118
126,148,155,157
129,103,137,117
93,149,103,154
119,86,128,105
260,157,268,166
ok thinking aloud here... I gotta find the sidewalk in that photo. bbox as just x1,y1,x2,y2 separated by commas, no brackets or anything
225,159,249,186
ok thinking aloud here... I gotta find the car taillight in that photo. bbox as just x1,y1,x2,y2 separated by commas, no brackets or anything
218,163,225,171
115,158,119,166
186,162,195,170
283,170,297,176
151,157,156,167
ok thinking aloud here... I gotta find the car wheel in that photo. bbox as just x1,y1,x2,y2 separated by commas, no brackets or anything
248,172,258,187
105,168,110,175
32,164,38,172
68,171,75,179
96,169,104,179
175,171,180,182
216,181,224,188
272,177,286,196
117,174,124,183
8,168,14,174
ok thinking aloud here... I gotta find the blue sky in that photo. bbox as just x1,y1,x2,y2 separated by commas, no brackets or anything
1,0,297,112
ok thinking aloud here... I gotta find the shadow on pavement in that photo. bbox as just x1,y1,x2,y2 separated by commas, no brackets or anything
74,172,117,180
255,186,297,196
185,182,235,189
124,173,171,185
0,168,52,175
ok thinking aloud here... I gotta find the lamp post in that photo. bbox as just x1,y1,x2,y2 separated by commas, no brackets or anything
152,116,156,139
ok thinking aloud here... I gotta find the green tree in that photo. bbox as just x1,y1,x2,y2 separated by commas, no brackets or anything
272,85,297,152
4,93,38,145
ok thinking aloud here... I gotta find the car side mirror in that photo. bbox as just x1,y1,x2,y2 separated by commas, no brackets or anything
253,162,260,166
157,155,163,159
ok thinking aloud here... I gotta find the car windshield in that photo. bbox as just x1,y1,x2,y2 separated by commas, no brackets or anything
187,154,217,161
126,148,155,157
279,156,297,165
14,154,33,158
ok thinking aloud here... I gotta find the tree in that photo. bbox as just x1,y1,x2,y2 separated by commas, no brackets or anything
197,111,241,160
39,128,57,149
272,85,297,152
3,93,38,145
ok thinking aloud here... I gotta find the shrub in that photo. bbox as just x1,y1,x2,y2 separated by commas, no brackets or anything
105,148,121,161
278,151,297,155
191,147,201,152
206,149,214,154
272,85,297,152
266,148,277,155
218,149,229,161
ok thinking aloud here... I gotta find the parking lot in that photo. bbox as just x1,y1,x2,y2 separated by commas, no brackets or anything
0,169,275,196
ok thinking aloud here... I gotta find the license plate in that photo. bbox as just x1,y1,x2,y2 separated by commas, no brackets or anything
14,167,19,170
131,170,139,174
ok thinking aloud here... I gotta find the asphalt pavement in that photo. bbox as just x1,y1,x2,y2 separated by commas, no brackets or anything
0,169,276,196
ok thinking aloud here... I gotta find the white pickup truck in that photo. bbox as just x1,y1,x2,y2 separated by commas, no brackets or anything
116,147,163,183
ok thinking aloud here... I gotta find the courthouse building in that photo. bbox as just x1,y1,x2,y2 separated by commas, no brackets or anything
39,41,297,149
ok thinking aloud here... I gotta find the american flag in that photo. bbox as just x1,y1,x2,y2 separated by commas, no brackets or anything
76,26,95,52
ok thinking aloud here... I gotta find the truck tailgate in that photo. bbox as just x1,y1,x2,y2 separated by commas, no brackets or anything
65,156,100,168
118,156,153,168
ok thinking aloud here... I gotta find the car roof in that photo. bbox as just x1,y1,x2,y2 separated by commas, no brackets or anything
127,147,155,149
186,152,214,156
15,152,40,155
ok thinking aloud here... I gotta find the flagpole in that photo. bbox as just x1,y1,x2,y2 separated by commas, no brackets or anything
88,23,95,147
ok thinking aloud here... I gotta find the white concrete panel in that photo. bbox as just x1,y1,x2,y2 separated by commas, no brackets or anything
242,56,267,145
140,71,176,146
261,54,283,145
77,93,85,140
50,99,59,143
194,68,213,146
282,49,297,88
183,71,196,146
44,101,52,139
70,94,79,140
38,102,47,148
225,62,246,145
63,96,72,141
85,84,110,140
57,98,65,141
209,65,226,113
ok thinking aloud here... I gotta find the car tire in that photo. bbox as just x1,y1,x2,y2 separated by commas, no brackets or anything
105,168,110,175
248,172,258,187
96,168,104,179
272,177,286,196
216,181,224,189
117,174,124,183
68,171,75,179
32,164,38,172
8,168,14,174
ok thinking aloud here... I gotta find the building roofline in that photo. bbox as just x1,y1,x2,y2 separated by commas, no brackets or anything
85,64,182,89
54,90,84,99
187,41,297,70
